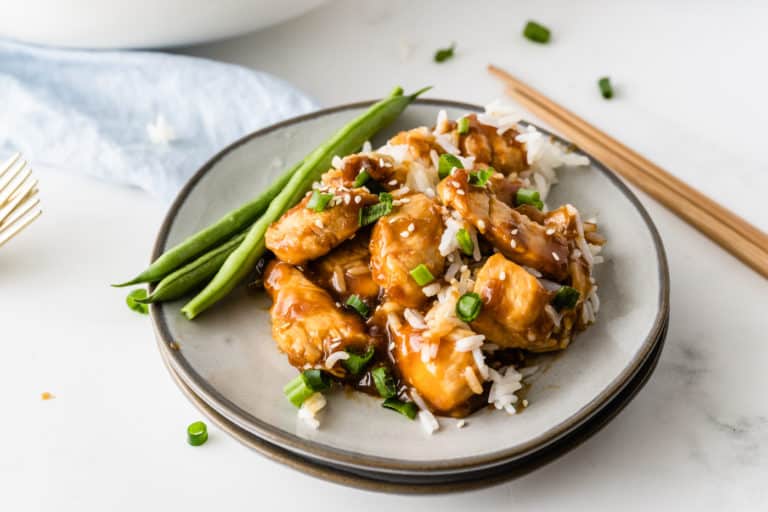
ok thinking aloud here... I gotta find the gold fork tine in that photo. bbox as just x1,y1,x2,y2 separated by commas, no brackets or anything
0,184,40,226
0,152,21,179
0,161,31,207
0,154,41,249
0,194,40,230
0,178,38,226
0,208,42,248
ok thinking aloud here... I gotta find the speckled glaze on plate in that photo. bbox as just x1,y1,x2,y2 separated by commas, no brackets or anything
159,317,668,493
149,99,669,476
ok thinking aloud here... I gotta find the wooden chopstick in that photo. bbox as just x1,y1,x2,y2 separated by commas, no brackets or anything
488,64,768,278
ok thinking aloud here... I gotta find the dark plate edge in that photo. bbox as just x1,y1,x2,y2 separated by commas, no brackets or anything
158,315,668,494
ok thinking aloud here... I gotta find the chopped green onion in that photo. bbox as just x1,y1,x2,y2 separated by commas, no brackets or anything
516,187,543,209
358,192,393,226
382,398,418,419
516,187,540,205
409,263,435,286
552,286,580,311
353,169,370,187
187,421,208,446
457,117,470,134
126,289,149,315
598,77,613,99
345,294,370,317
434,43,455,63
456,228,474,256
307,190,333,212
284,369,330,407
469,168,494,187
523,20,551,43
456,292,482,322
301,369,331,391
372,367,397,398
342,346,375,375
438,153,463,179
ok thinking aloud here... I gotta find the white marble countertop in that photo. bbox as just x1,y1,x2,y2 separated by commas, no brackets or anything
3,1,768,510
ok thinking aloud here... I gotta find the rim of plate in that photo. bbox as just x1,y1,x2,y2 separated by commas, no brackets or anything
150,99,670,474
159,318,668,494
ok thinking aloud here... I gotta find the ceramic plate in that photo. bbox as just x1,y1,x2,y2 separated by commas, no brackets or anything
160,318,668,493
150,100,669,476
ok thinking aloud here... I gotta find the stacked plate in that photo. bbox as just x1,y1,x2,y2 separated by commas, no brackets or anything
149,101,670,493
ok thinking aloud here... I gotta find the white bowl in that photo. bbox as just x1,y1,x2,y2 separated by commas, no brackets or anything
0,0,325,49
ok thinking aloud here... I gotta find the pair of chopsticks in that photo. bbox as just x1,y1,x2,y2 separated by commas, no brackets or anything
488,64,768,279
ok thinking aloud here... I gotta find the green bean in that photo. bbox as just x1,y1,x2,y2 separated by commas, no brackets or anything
112,160,302,287
181,85,430,319
136,231,247,304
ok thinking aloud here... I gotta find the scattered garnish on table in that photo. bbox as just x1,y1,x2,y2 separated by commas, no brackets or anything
125,289,149,314
41,392,55,400
598,77,614,99
433,43,456,63
523,20,551,43
187,421,208,446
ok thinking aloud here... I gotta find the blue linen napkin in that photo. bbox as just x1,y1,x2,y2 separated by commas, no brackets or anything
0,40,319,201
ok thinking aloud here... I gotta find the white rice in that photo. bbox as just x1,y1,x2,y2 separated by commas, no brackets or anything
488,367,523,413
377,143,410,164
455,334,485,352
410,390,440,435
404,308,428,329
464,366,484,394
422,282,442,297
472,347,489,380
439,218,463,256
434,132,460,155
297,392,326,429
325,351,350,369
418,410,440,435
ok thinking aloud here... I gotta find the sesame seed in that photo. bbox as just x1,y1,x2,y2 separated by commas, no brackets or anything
314,219,324,228
460,265,468,272
522,399,529,407
425,188,436,198
552,252,560,261
343,194,351,205
499,271,506,281
546,228,555,235
511,229,518,235
400,197,411,203
388,179,398,186
452,181,461,189
510,239,517,249
354,195,362,204
477,220,486,231
400,231,410,238
456,420,467,429
408,223,415,232
457,189,465,196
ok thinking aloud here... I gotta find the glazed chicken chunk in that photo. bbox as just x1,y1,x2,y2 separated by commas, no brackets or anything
470,254,566,351
438,169,569,280
369,193,445,308
308,234,380,304
265,187,378,265
435,114,528,175
264,261,369,372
